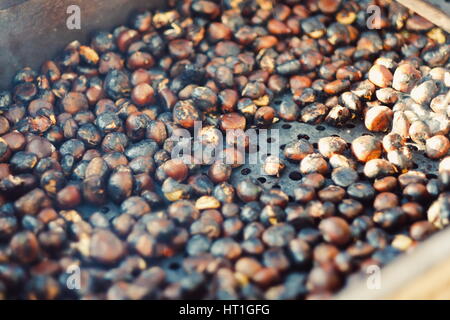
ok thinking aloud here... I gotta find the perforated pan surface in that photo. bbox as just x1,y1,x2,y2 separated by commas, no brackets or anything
74,116,441,286
230,119,440,198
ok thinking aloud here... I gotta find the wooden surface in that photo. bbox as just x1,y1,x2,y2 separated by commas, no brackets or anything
387,257,450,299
396,0,450,32
336,226,450,300
0,0,165,89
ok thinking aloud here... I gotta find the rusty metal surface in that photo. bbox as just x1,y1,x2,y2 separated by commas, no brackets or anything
0,0,28,10
0,0,165,89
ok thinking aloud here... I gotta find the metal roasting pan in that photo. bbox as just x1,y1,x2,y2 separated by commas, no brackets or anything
1,0,450,299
